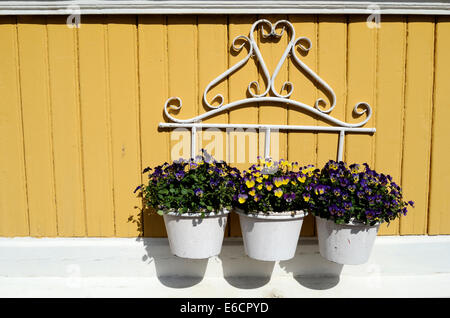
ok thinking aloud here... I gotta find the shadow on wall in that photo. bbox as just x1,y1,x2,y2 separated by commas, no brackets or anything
219,238,276,289
129,210,343,290
139,239,209,289
279,240,344,290
129,209,208,288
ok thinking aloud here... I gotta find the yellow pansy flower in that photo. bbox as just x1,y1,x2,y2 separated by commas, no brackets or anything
303,193,310,202
350,165,360,173
245,179,255,188
274,178,283,188
274,188,283,198
238,194,248,204
279,160,289,168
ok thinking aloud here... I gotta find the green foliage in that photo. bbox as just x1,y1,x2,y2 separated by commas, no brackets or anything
134,152,415,225
134,150,240,215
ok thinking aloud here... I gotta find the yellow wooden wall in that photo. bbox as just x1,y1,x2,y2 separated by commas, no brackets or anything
0,15,449,237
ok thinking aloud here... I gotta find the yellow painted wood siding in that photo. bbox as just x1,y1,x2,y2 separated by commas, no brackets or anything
0,15,449,237
288,15,318,236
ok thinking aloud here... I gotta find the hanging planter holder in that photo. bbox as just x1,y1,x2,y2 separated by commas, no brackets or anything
159,19,376,261
315,216,380,265
163,210,230,259
159,19,375,161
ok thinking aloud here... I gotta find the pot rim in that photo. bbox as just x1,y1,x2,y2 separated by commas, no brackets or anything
234,208,307,220
315,215,381,227
164,208,230,218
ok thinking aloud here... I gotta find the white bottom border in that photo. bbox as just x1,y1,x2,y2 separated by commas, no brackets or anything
1,236,449,297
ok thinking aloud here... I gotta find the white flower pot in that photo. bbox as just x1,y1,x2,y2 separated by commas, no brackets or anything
163,209,229,259
315,216,380,265
235,209,307,261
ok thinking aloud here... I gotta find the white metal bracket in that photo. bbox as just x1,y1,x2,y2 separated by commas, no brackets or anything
159,19,375,161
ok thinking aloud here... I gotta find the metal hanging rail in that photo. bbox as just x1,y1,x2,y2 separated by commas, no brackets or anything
159,19,375,161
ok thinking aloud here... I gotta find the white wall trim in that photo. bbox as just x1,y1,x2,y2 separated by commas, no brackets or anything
1,236,449,297
1,236,449,277
0,1,450,15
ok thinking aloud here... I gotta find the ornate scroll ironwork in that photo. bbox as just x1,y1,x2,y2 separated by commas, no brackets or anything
160,19,375,160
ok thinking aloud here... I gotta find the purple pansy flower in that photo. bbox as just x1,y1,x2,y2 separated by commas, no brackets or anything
315,185,327,195
283,192,296,203
142,167,151,173
210,179,219,188
328,205,338,215
175,170,185,181
344,201,352,210
402,207,408,216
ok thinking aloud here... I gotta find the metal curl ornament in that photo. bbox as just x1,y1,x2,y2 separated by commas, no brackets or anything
160,19,375,161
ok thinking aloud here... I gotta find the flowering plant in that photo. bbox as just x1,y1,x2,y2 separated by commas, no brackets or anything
233,157,318,213
134,150,240,215
310,160,414,225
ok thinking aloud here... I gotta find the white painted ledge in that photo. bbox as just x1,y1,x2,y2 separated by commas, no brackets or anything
0,1,450,15
0,236,449,297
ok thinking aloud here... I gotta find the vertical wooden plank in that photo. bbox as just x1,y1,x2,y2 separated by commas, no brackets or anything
258,14,288,161
288,15,318,165
107,16,142,237
429,17,450,235
316,16,347,168
198,15,228,162
375,16,407,235
228,15,259,237
0,17,29,236
164,15,198,234
228,15,259,169
167,15,198,159
315,16,348,237
400,16,435,235
78,16,115,236
17,17,57,236
138,15,168,237
198,15,230,236
46,16,86,236
287,15,318,236
345,15,377,166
